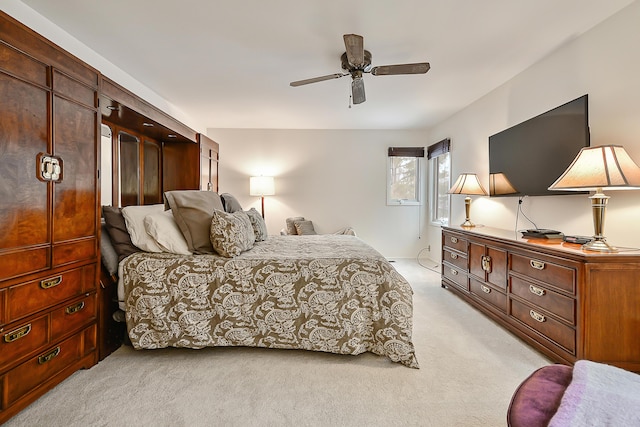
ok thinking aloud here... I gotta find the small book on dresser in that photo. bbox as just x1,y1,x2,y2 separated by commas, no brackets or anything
520,229,564,239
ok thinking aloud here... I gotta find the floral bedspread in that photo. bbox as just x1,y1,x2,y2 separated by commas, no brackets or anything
121,235,419,368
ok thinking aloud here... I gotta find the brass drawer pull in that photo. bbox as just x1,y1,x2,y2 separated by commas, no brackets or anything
529,285,546,297
450,253,458,260
481,255,492,273
65,301,85,315
40,275,62,289
450,237,458,244
4,324,32,343
451,269,458,276
38,347,61,364
529,310,546,323
481,285,491,294
530,260,545,270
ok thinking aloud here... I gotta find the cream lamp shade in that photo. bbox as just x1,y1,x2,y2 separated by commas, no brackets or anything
548,145,640,252
249,176,275,218
489,172,518,196
448,173,488,227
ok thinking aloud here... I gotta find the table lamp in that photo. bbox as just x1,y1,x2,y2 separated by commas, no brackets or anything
448,173,488,227
548,145,640,252
249,176,275,218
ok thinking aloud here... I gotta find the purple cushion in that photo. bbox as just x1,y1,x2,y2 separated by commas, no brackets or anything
507,364,573,427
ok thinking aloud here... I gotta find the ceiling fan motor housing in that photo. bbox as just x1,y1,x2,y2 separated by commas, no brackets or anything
341,50,372,72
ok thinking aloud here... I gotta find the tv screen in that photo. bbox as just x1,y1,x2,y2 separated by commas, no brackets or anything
489,95,590,197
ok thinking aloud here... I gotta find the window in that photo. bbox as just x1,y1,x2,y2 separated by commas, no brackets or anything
428,139,451,225
387,147,424,206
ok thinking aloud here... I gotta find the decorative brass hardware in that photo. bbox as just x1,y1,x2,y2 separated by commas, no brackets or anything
529,285,546,297
450,253,458,260
451,269,458,276
37,153,63,182
481,255,492,273
529,310,546,323
481,285,491,294
38,347,61,364
530,260,545,270
4,324,31,343
40,275,62,289
450,237,458,244
65,301,85,315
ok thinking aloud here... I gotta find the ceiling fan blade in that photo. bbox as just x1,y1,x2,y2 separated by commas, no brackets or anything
351,78,366,104
343,34,365,68
290,73,347,87
370,62,430,76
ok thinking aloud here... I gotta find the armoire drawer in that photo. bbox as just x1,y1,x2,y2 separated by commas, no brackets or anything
0,314,49,371
510,276,575,324
5,268,86,323
470,279,506,313
51,293,97,342
510,298,575,354
3,330,86,407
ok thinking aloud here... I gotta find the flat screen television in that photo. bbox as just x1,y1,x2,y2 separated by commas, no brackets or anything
488,95,590,197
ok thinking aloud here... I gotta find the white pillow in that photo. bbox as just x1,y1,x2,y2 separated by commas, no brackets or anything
121,204,165,252
144,210,192,255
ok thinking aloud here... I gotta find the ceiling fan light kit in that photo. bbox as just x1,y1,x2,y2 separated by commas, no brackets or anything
290,34,430,105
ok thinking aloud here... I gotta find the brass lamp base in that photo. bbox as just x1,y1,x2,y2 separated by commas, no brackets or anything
582,238,617,253
460,196,477,228
583,189,618,253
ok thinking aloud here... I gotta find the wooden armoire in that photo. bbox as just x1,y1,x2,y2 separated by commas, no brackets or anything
0,12,99,423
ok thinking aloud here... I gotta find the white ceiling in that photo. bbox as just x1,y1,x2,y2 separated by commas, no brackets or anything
19,0,635,130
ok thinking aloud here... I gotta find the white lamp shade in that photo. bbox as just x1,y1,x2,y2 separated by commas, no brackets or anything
549,145,640,191
249,176,275,196
489,172,518,195
448,173,488,195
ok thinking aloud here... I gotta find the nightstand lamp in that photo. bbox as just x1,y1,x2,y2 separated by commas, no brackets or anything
249,176,275,218
548,145,640,252
449,173,488,227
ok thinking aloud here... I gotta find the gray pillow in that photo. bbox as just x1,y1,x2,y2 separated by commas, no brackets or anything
245,208,268,241
221,193,243,213
294,220,317,235
164,190,224,254
285,216,305,235
102,205,140,262
210,210,255,257
100,222,119,276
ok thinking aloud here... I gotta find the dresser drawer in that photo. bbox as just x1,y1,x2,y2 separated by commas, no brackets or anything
510,253,576,294
443,248,467,270
443,232,468,254
470,279,506,313
51,293,97,342
0,314,49,371
4,331,85,407
6,268,85,323
443,265,468,291
510,276,575,324
510,298,575,354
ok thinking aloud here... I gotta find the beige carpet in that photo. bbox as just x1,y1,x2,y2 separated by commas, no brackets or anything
5,259,549,427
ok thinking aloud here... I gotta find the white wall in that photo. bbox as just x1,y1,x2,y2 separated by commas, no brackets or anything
207,128,433,258
426,1,640,254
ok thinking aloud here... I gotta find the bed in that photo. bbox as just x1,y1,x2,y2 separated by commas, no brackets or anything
104,191,419,368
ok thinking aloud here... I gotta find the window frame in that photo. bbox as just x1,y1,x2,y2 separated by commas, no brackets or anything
386,147,425,206
427,139,451,226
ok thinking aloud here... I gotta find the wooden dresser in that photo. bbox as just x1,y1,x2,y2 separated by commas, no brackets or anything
441,225,640,372
0,12,99,423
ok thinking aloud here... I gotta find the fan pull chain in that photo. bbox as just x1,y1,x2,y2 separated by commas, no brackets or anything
349,93,352,109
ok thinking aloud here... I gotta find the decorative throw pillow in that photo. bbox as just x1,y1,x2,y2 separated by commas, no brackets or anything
245,208,268,241
220,193,243,213
164,190,225,254
102,206,141,262
100,222,120,276
294,220,317,235
210,210,255,257
143,210,192,255
121,204,166,252
285,216,305,235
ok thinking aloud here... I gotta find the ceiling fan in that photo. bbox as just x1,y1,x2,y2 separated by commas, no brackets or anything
290,34,430,105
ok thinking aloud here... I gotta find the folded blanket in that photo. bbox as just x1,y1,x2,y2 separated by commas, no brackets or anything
549,360,640,426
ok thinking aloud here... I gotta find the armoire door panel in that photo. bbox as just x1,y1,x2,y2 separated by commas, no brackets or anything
0,73,50,253
0,247,50,282
52,95,97,243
